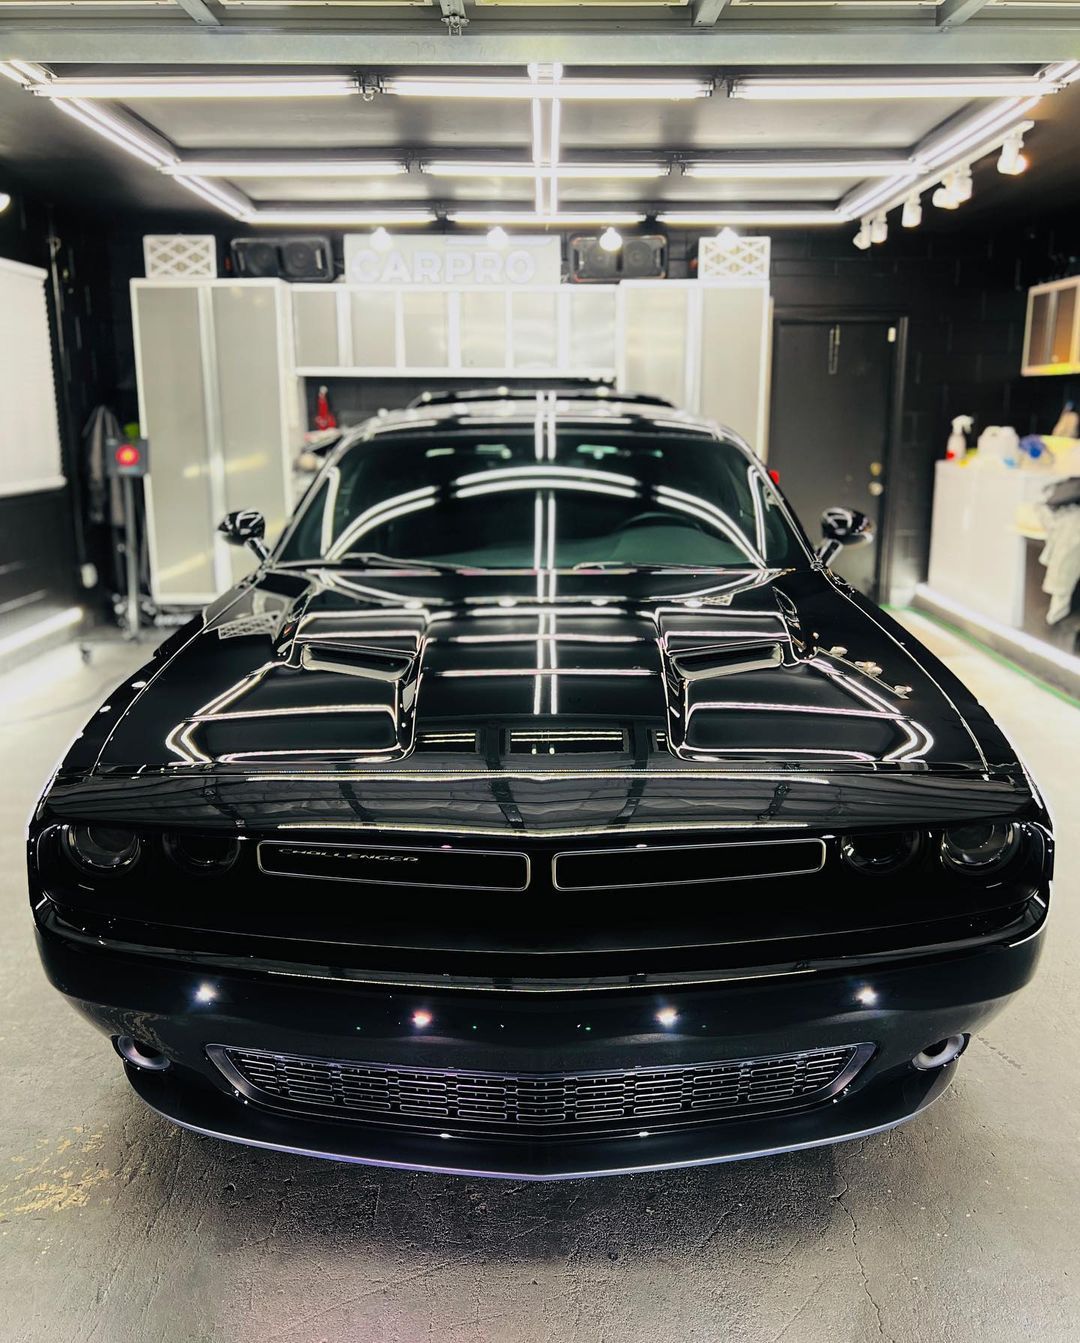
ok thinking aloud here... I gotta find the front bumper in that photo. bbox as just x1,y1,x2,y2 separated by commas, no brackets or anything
35,903,1044,1179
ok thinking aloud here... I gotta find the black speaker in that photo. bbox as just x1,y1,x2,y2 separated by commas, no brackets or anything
569,235,621,283
570,233,668,282
230,235,333,282
622,234,667,279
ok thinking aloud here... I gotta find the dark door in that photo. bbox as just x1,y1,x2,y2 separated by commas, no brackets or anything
768,319,897,598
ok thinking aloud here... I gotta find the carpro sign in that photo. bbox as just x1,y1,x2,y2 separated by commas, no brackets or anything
343,234,561,286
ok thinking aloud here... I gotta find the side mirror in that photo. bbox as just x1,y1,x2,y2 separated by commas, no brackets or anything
219,510,269,562
817,507,874,565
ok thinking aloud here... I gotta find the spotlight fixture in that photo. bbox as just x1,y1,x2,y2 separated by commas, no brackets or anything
598,226,624,253
997,131,1029,176
370,226,393,252
715,226,740,252
932,166,972,211
853,219,872,250
486,225,509,249
901,192,923,228
869,212,888,245
656,1007,680,1027
411,1009,433,1028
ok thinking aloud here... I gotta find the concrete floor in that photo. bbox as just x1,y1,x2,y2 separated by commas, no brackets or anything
2,614,1078,1343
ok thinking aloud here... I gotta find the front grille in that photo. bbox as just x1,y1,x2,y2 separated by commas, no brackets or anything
210,1043,868,1138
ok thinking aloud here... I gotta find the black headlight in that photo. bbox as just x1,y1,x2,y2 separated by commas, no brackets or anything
940,822,1021,875
841,830,923,876
163,832,241,877
62,824,141,875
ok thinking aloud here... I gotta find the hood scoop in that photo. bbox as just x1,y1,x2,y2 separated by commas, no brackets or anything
166,610,428,766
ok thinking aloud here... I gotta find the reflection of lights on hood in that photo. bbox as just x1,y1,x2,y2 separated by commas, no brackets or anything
194,982,218,1004
855,985,878,1006
329,485,437,556
656,1007,679,1027
412,1009,433,1028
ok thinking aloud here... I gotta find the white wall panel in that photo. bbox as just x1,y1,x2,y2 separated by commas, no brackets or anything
0,259,62,499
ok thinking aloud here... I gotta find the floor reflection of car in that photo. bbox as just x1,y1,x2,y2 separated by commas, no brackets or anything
29,390,1051,1179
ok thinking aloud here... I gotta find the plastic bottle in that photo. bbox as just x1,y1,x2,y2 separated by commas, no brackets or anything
946,415,973,462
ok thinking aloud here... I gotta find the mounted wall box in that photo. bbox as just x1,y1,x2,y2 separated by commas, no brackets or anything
1022,276,1080,375
143,235,217,280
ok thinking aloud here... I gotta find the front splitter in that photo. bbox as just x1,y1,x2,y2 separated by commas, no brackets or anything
126,1060,953,1181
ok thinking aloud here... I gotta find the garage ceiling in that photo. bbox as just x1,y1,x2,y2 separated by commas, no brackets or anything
0,0,1078,238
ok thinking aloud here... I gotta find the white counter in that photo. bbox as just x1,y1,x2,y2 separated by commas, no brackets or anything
926,459,1058,628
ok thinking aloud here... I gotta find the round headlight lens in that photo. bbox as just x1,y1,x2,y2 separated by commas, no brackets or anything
941,822,1020,875
841,830,922,876
163,832,241,876
63,824,141,874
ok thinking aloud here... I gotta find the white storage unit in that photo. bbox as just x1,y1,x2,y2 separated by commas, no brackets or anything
132,279,302,604
1022,276,1080,376
291,283,618,381
289,277,771,449
0,258,63,499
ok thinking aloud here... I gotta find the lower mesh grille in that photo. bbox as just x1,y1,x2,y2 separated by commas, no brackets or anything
211,1044,868,1137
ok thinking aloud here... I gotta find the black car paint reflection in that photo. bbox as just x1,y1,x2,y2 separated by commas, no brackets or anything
28,395,1051,1178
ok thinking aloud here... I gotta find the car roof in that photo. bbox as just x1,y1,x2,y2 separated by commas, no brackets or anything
406,385,675,410
354,395,719,443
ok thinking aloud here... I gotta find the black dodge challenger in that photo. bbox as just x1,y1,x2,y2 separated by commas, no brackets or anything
29,390,1051,1179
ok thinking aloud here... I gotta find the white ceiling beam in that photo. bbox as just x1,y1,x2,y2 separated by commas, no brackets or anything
691,0,734,26
173,0,221,25
1,27,1078,65
936,0,992,29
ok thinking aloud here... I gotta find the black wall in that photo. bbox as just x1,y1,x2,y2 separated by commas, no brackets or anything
764,216,1079,601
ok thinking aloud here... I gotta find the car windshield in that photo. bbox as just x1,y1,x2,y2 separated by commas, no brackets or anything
277,422,806,571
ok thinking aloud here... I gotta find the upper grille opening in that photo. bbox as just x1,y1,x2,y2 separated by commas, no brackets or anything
508,728,628,756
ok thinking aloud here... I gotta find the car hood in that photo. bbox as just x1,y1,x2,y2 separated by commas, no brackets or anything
75,564,1017,785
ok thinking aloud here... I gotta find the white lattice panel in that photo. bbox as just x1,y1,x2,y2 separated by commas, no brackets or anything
698,236,771,281
143,235,218,279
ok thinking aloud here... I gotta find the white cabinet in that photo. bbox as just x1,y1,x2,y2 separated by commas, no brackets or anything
132,279,302,604
1022,277,1080,376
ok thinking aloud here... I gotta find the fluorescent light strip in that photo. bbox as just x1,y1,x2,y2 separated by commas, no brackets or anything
842,170,921,221
35,77,359,99
422,160,668,179
448,210,647,226
50,98,178,171
730,76,1054,100
166,159,407,178
175,176,252,220
683,158,912,180
658,209,840,226
249,207,435,226
383,76,712,101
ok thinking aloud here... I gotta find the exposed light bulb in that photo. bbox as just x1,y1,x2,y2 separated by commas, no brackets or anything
0,192,10,214
598,226,623,253
869,212,888,245
901,192,923,228
853,219,871,251
370,226,393,252
997,131,1028,175
715,225,740,252
486,225,509,249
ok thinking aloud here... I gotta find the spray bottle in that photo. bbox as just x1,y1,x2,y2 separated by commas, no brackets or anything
946,415,973,462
